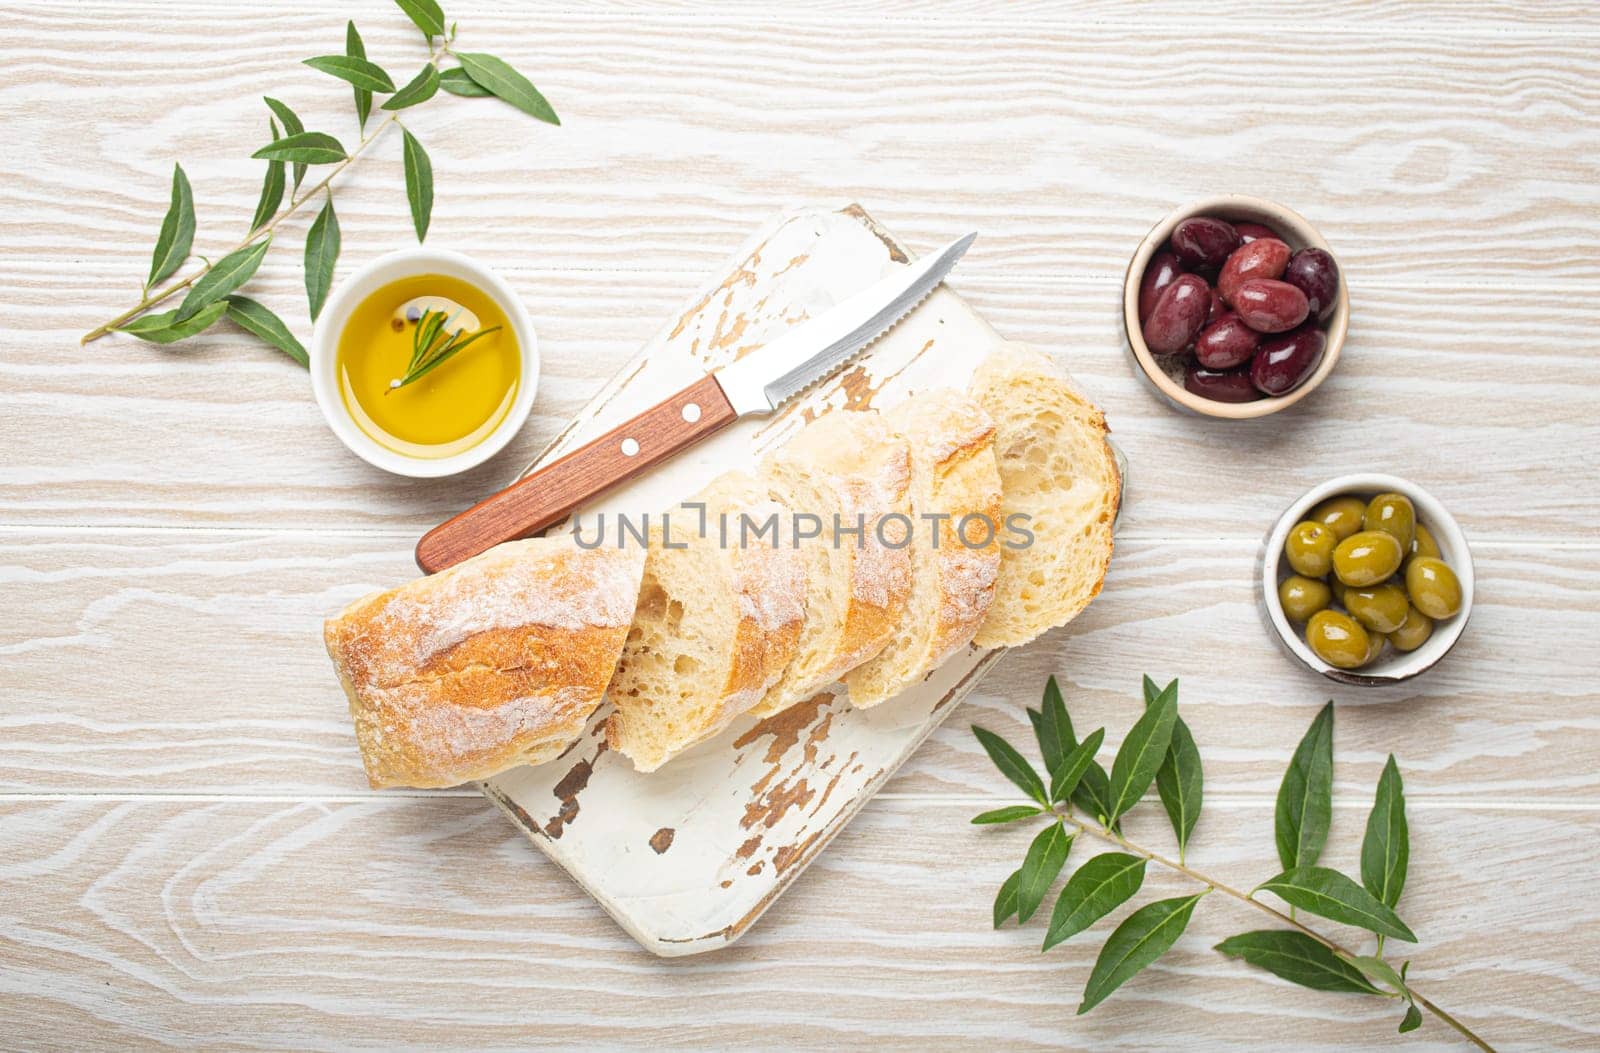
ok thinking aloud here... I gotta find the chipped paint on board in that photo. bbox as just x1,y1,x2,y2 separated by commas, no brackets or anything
481,205,1016,956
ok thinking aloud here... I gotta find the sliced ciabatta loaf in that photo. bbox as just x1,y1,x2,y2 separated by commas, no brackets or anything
605,470,808,772
970,343,1119,649
751,410,914,717
323,536,645,789
845,390,1003,708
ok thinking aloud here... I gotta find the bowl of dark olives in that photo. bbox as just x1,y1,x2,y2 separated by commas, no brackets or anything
1262,474,1473,685
1123,195,1349,419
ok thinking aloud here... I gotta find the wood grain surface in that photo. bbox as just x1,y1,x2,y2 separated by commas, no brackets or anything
3,0,1599,1048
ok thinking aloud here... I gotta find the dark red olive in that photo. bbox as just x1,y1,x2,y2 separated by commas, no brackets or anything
1141,274,1211,355
1235,221,1282,244
1218,238,1290,305
1207,287,1225,324
1171,217,1240,270
1186,364,1261,403
1194,312,1260,369
1284,247,1340,323
1233,278,1309,333
1250,324,1327,395
1138,249,1185,322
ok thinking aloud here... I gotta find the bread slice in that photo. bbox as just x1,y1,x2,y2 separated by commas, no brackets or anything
845,390,1003,707
324,536,645,789
605,470,808,771
969,343,1119,649
751,409,914,717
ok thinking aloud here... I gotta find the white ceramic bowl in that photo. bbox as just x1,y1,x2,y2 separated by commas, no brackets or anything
1261,474,1473,686
310,248,539,478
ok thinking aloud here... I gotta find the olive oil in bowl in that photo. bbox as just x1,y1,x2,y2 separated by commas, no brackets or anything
337,273,520,459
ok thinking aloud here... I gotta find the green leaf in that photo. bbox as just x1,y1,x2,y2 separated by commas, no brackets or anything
175,238,271,321
1050,728,1104,804
1143,677,1202,855
262,97,308,192
1400,1002,1423,1033
304,197,341,321
250,120,286,234
1015,821,1072,925
1042,851,1145,950
147,163,195,288
1256,867,1417,943
400,128,433,243
305,52,396,94
1035,675,1069,778
1347,954,1408,994
116,301,227,344
1073,761,1117,830
394,0,446,39
1156,715,1203,858
440,67,493,97
1215,930,1381,994
993,868,1021,928
972,725,1048,807
454,52,560,125
252,131,347,165
224,295,307,366
345,22,374,130
1106,678,1178,823
1361,755,1409,909
384,64,440,111
1275,702,1334,871
1052,700,1115,829
971,805,1041,826
1078,892,1206,1014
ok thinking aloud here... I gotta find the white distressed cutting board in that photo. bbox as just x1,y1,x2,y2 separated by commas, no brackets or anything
483,205,1022,955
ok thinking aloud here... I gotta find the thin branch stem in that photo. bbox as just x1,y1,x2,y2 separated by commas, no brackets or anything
82,44,451,345
1048,806,1497,1053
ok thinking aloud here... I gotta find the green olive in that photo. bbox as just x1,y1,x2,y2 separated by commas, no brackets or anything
1364,630,1388,665
1309,495,1367,542
1406,557,1462,619
1363,492,1415,552
1279,575,1332,623
1285,521,1337,577
1306,609,1372,669
1329,577,1350,609
1333,530,1404,587
1344,583,1410,634
1409,522,1441,564
1389,605,1435,652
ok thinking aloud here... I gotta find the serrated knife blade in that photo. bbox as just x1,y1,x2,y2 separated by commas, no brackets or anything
415,230,978,573
713,231,977,415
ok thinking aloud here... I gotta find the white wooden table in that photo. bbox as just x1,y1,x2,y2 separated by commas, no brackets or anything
4,2,1598,1048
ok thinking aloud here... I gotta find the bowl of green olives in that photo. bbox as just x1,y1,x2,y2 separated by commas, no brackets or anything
1262,474,1473,685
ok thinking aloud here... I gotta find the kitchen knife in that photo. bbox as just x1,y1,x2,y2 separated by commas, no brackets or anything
414,231,978,574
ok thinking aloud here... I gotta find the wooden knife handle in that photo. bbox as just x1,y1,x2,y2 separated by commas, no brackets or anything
415,374,739,574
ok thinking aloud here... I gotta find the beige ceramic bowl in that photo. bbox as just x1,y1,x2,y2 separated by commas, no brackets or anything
1122,195,1349,420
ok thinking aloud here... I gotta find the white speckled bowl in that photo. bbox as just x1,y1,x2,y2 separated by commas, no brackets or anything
1262,474,1473,685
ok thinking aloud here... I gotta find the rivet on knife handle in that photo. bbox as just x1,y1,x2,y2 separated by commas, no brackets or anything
414,374,737,574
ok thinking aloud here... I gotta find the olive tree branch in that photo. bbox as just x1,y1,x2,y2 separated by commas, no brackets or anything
81,45,451,345
1048,805,1496,1053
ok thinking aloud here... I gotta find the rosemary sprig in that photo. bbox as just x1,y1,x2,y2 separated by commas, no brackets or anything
387,308,501,392
88,0,559,357
973,677,1497,1052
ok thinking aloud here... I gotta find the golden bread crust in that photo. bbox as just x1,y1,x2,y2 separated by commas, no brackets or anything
324,537,644,789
